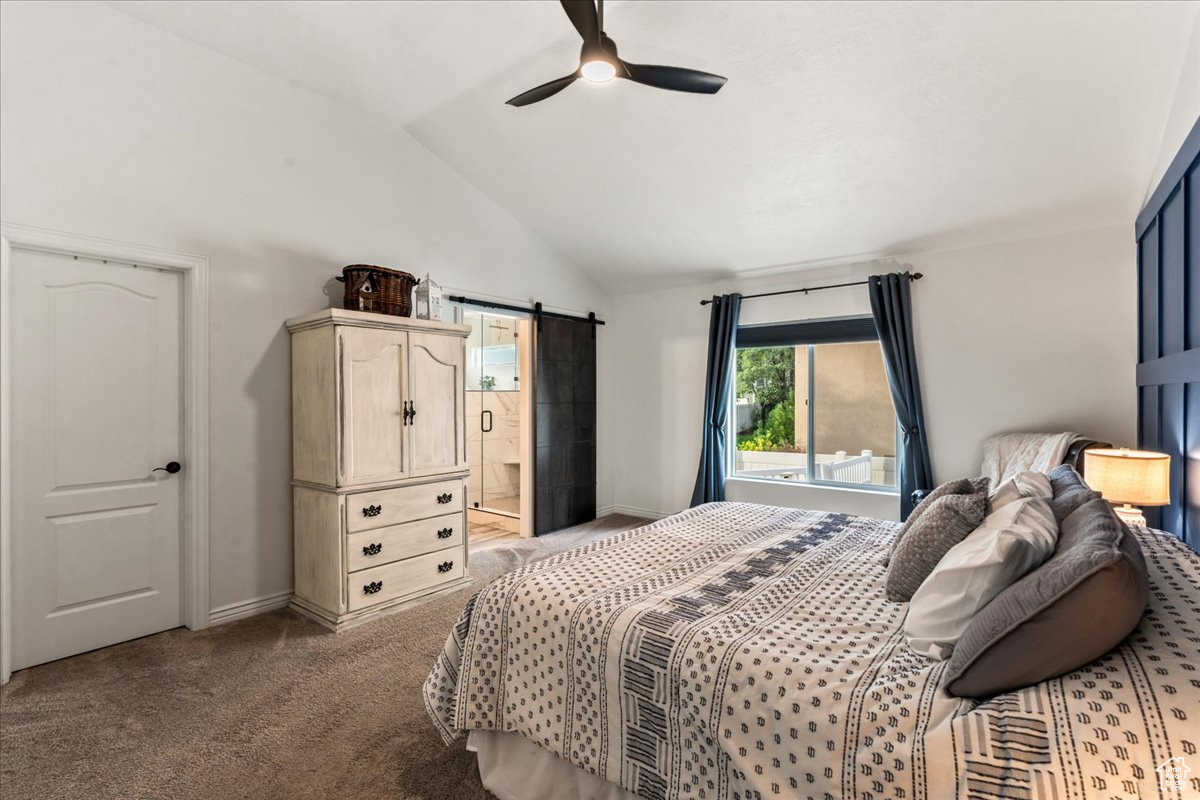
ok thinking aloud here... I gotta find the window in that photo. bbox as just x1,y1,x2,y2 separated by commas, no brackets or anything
731,316,898,491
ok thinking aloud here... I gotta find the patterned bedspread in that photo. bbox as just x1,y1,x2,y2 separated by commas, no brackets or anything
424,502,1200,800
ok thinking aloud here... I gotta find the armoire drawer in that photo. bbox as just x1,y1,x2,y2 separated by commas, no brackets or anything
346,479,462,533
346,513,463,572
347,546,464,612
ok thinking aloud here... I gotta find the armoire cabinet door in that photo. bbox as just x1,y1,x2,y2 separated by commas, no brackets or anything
339,327,408,486
408,331,466,477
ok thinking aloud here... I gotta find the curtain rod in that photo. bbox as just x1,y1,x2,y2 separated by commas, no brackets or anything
698,272,923,306
448,294,606,326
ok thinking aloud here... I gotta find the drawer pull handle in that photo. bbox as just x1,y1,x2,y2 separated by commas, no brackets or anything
362,504,382,518
436,493,453,504
437,560,454,574
362,542,383,556
363,580,383,595
437,527,454,539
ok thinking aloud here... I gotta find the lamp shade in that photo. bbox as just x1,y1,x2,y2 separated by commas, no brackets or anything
1083,449,1170,506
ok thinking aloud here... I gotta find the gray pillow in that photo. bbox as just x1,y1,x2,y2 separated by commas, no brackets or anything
885,484,989,602
944,497,1148,698
1047,463,1084,493
883,477,987,566
1046,464,1101,522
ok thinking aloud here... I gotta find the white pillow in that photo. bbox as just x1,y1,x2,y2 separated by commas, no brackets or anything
905,496,1057,660
987,470,1052,514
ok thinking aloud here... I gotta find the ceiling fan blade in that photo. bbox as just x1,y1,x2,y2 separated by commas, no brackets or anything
560,0,599,44
621,62,727,94
506,74,578,107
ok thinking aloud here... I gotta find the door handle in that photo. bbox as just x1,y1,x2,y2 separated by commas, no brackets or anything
481,410,493,433
402,401,411,426
153,461,182,475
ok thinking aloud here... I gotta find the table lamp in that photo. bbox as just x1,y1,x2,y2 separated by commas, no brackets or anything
1082,448,1170,526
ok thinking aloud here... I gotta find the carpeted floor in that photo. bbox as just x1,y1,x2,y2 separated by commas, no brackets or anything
0,514,649,800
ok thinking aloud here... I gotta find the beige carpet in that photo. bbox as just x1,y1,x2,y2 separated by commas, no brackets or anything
0,515,649,800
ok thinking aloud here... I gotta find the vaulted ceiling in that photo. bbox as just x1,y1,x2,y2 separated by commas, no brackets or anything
107,0,1198,288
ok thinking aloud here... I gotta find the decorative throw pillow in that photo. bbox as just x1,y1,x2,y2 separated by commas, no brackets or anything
1046,464,1101,523
905,496,1057,660
944,497,1149,698
1047,463,1083,493
885,482,989,602
988,470,1052,514
883,477,987,566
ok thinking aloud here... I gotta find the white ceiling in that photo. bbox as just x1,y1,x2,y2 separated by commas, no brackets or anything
107,0,1198,288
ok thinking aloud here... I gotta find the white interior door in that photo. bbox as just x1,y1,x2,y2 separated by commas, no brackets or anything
11,248,183,671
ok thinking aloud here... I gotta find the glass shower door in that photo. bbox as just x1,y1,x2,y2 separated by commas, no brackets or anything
464,311,522,517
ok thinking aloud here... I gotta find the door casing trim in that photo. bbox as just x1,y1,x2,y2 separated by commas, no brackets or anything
0,222,210,683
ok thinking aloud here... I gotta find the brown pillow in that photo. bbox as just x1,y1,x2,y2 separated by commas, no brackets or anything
885,483,989,602
1046,464,1101,522
944,497,1148,698
884,477,987,566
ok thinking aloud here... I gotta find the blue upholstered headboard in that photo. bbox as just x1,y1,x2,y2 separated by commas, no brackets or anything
1135,115,1200,550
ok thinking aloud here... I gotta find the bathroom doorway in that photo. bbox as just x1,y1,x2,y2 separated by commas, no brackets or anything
463,309,533,545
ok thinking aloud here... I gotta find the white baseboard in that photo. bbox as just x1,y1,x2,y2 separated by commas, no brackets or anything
208,590,293,626
598,504,671,521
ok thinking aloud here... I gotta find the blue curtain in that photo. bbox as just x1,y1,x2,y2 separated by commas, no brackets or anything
869,273,933,520
690,293,742,506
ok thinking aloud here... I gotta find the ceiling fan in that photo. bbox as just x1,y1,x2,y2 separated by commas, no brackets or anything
506,0,727,107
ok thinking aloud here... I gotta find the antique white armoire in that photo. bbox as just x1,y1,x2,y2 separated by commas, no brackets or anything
286,309,469,629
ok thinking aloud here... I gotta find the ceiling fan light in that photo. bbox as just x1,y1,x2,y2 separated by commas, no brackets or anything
581,59,617,83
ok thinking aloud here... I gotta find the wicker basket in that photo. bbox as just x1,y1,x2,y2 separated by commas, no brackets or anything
336,265,416,317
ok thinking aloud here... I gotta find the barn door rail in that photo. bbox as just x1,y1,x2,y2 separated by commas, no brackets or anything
447,294,606,330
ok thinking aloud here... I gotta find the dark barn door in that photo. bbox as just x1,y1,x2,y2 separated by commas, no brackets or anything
533,316,597,535
1136,118,1200,547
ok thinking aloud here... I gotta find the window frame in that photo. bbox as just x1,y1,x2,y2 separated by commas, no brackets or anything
729,315,899,495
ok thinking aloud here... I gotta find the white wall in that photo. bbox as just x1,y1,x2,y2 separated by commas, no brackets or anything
1145,5,1200,199
0,1,611,616
607,225,1137,520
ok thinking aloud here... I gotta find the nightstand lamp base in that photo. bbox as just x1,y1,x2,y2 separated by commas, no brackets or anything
1111,503,1146,527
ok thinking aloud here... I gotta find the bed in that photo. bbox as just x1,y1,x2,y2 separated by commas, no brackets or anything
425,502,1200,800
